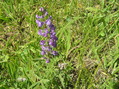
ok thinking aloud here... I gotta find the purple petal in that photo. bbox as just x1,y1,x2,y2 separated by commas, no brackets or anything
38,30,43,35
45,16,52,26
50,35,58,40
51,42,57,47
49,16,52,19
36,20,43,27
38,30,48,37
41,46,46,50
52,51,58,56
42,33,48,37
46,59,50,63
44,28,48,30
40,40,45,45
45,30,49,34
49,39,53,45
41,46,51,51
38,22,43,27
36,15,44,18
44,12,48,16
49,25,56,31
36,20,39,24
41,51,46,55
53,42,57,47
50,31,56,35
46,19,52,26
40,29,49,37
49,39,57,47
39,7,45,12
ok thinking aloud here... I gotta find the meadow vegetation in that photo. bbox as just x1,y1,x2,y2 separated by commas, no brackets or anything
0,0,119,89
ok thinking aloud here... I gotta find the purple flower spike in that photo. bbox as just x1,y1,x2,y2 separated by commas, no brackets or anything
36,7,58,63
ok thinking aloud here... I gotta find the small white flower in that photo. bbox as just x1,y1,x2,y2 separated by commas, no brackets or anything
17,77,26,82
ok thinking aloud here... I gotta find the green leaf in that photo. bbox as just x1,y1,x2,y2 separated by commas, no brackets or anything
86,7,99,12
100,31,105,37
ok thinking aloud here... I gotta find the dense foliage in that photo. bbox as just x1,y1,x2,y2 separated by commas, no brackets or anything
0,0,119,89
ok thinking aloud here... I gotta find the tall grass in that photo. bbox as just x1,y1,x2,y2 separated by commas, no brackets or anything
0,0,119,89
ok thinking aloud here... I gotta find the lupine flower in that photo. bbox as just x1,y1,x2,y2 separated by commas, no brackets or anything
39,7,45,12
45,16,52,26
46,59,50,63
49,39,57,47
49,24,56,30
36,7,58,63
44,12,48,16
38,29,49,37
36,12,48,19
41,46,51,51
36,15,44,19
50,31,56,34
40,40,45,45
36,20,44,27
41,51,46,55
51,51,58,56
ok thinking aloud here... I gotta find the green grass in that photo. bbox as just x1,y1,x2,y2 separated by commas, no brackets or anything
0,0,119,89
